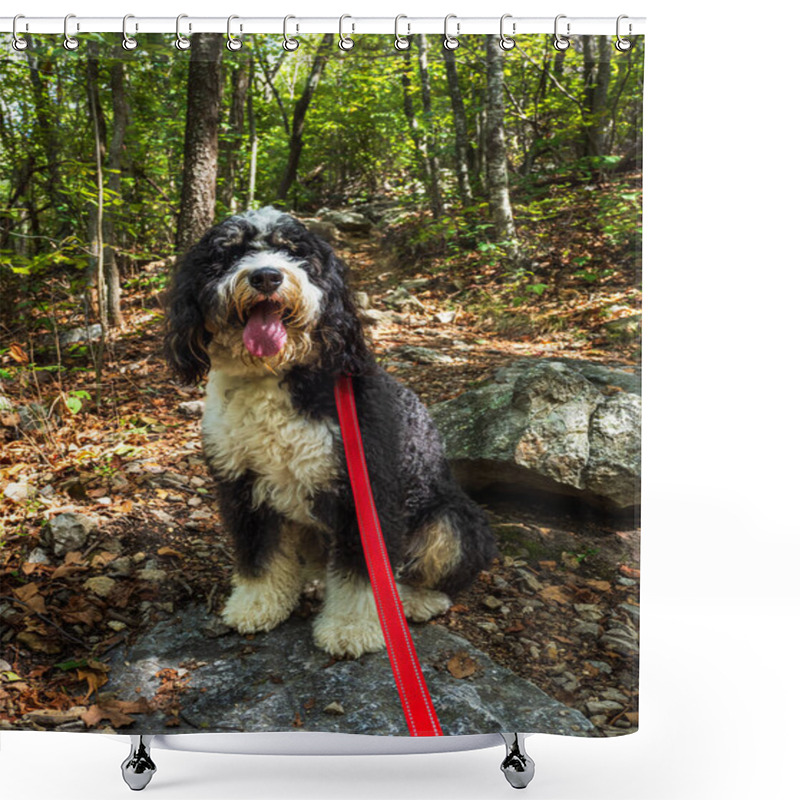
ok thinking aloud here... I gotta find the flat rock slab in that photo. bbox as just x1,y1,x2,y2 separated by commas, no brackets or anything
107,605,592,737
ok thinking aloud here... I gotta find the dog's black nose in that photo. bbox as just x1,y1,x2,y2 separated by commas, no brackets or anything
248,267,283,293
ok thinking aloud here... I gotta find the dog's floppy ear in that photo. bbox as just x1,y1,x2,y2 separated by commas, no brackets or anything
164,247,212,385
315,244,374,376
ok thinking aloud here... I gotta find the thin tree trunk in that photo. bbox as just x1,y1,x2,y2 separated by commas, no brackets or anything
247,59,258,210
400,48,434,204
416,34,443,218
277,34,334,202
219,58,251,213
106,57,128,327
86,41,108,320
89,65,107,404
176,33,225,252
26,51,71,238
442,46,473,205
484,36,517,252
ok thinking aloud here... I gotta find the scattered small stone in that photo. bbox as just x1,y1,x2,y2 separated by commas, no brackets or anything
48,512,99,557
516,570,543,593
573,622,603,639
108,557,133,578
586,660,613,675
83,576,116,598
108,620,127,632
601,688,629,704
392,345,454,365
178,400,205,419
202,617,232,638
492,575,510,591
483,595,503,611
59,324,103,346
323,701,345,715
617,577,637,587
137,569,168,583
4,482,36,503
600,627,639,657
354,291,370,310
573,603,603,622
25,547,51,566
585,700,625,716
0,658,12,671
529,645,541,660
23,707,88,728
383,287,426,311
133,552,147,564
434,310,457,324
618,603,640,622
188,497,203,507
476,621,499,634
614,719,632,728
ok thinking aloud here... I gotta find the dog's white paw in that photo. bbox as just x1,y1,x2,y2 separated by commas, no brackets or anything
222,574,299,634
398,584,452,622
313,569,386,657
312,612,386,658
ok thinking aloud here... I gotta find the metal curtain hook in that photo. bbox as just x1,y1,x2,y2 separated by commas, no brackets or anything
227,15,243,51
615,14,632,51
175,14,191,50
499,14,516,50
394,14,410,51
443,14,459,51
121,14,137,50
283,15,299,51
63,13,79,50
339,15,354,50
12,14,28,50
553,14,570,51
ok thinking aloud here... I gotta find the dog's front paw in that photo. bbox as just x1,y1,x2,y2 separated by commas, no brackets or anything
222,574,298,634
398,584,452,622
312,611,386,658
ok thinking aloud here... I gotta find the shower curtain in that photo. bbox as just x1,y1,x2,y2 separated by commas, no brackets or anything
0,30,642,740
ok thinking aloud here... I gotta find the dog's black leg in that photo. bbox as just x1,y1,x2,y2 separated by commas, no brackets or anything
214,473,305,634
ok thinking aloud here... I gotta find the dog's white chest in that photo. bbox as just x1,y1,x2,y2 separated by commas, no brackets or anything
202,369,339,525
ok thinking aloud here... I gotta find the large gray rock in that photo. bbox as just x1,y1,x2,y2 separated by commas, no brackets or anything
317,208,372,234
430,359,641,509
107,605,592,737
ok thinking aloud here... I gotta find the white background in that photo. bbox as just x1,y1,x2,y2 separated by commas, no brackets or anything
3,1,799,798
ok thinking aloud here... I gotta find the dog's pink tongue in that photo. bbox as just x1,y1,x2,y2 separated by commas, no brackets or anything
243,301,287,358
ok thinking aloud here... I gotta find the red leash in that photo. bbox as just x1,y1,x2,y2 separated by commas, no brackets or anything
334,375,443,737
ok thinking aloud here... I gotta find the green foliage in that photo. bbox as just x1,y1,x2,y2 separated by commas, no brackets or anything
65,390,92,414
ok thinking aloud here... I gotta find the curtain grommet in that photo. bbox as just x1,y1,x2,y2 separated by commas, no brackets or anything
553,14,571,51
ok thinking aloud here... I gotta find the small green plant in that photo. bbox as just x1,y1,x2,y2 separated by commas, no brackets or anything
65,389,92,414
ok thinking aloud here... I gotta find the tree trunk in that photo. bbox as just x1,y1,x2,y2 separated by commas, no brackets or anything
247,59,258,210
416,35,443,218
176,33,225,253
484,37,517,250
26,51,71,239
86,41,108,324
219,58,251,214
277,34,334,202
400,48,434,205
442,46,473,205
106,57,128,327
581,35,612,159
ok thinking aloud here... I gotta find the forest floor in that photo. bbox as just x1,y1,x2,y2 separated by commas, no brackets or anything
1,188,641,736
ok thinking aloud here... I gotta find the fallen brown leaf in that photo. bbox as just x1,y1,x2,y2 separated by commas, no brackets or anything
447,652,479,679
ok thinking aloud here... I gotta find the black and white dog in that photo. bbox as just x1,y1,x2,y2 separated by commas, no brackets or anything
165,207,496,658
